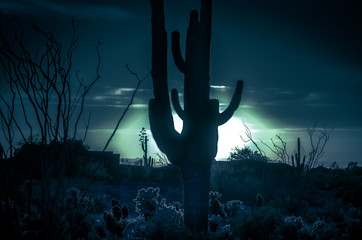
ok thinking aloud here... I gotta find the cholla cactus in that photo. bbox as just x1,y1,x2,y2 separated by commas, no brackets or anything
133,187,160,221
110,200,128,220
309,218,327,237
153,198,184,228
209,214,223,232
279,215,306,240
208,215,232,238
225,200,248,218
129,188,184,239
209,191,225,217
103,199,130,238
283,216,305,229
64,187,94,213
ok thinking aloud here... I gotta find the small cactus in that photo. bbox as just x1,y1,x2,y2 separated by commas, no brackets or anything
111,205,122,221
255,194,264,208
291,138,306,171
144,156,154,168
139,127,154,168
121,205,129,219
209,191,225,217
104,200,129,238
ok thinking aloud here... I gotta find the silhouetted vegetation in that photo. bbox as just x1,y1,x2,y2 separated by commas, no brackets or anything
139,128,154,168
149,0,243,232
1,1,361,239
1,138,361,239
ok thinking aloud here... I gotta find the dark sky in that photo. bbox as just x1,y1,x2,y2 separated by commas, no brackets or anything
1,0,361,166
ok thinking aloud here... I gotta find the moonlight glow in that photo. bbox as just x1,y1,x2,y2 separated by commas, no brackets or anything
172,114,245,160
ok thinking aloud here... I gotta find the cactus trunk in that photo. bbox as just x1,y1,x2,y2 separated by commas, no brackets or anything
149,0,243,232
182,165,211,232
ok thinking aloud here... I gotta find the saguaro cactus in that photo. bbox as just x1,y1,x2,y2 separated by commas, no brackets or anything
139,127,154,167
291,138,306,170
149,0,243,232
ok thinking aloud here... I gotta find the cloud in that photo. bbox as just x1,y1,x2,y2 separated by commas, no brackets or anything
304,93,324,102
210,85,229,89
0,0,135,21
93,88,147,101
109,88,137,95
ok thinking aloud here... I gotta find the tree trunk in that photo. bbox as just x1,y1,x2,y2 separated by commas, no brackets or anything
182,164,211,233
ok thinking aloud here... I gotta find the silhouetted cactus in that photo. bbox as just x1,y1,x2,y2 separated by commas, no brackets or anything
291,138,306,170
104,200,129,238
255,194,264,208
209,191,225,217
133,187,160,221
145,156,154,168
139,127,154,168
111,200,122,221
121,205,129,219
288,138,307,212
149,0,243,231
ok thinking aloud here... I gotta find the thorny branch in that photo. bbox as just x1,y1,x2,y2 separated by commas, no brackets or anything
83,65,149,199
240,120,266,156
240,122,332,168
0,18,100,156
103,64,150,151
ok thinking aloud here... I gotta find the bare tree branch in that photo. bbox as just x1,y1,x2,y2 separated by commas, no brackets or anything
0,18,99,154
103,64,149,151
306,124,333,169
240,120,266,156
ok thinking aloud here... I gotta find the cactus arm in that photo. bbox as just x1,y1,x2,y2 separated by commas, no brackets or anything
189,10,200,28
302,156,306,168
171,89,185,120
217,80,243,126
145,136,148,160
149,99,183,166
149,0,183,167
171,31,185,73
200,0,212,39
200,0,212,24
141,133,146,152
150,0,169,104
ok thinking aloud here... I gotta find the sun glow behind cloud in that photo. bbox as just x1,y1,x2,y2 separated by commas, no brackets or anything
83,103,359,167
171,113,247,160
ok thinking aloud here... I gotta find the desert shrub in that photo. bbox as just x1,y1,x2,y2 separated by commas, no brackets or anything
308,219,329,239
143,199,184,239
277,216,306,240
208,215,232,239
128,188,184,239
102,199,130,238
277,216,337,240
83,161,111,181
338,205,362,240
133,187,160,221
211,169,240,200
14,141,90,179
207,192,234,239
228,146,269,163
225,199,248,218
231,205,282,240
238,175,265,205
209,191,225,217
59,187,100,239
